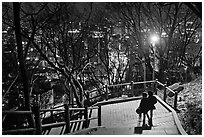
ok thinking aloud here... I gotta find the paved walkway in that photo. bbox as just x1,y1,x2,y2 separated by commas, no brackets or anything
76,97,183,135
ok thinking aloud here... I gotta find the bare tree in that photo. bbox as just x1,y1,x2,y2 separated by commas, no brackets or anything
12,2,35,129
106,2,201,83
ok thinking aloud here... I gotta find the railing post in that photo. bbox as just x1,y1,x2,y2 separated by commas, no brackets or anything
50,108,54,123
98,105,101,126
105,85,108,100
84,106,89,128
64,104,70,133
32,105,42,135
131,81,134,96
163,83,167,102
85,92,90,107
154,79,158,95
174,91,178,110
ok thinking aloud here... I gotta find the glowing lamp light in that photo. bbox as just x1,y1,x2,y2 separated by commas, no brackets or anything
151,35,159,43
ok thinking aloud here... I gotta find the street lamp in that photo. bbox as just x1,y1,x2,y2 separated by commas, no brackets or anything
135,55,146,89
150,34,159,80
142,57,146,89
151,35,159,44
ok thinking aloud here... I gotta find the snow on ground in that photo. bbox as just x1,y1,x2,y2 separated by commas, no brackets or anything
177,76,202,111
177,76,202,135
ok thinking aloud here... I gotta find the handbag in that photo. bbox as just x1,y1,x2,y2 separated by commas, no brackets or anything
136,108,141,114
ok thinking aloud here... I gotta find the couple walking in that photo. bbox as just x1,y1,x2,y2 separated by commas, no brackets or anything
137,91,157,127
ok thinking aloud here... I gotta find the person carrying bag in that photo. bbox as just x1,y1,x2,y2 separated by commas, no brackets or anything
147,91,157,127
136,92,150,127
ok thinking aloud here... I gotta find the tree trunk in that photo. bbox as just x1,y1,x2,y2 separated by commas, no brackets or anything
13,2,34,128
70,78,83,107
145,55,153,80
72,76,84,106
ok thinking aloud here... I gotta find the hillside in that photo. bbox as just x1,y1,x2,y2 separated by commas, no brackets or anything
177,76,202,135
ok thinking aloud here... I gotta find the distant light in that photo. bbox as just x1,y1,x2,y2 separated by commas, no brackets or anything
68,29,80,34
35,57,39,61
2,31,7,34
26,57,30,60
125,35,130,39
161,32,167,37
151,35,159,43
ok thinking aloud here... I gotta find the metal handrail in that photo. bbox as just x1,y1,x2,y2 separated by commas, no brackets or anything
69,108,85,111
166,87,176,94
108,82,130,87
156,81,165,87
41,109,65,112
157,81,175,94
3,111,32,115
2,128,36,134
108,80,155,88
133,80,155,85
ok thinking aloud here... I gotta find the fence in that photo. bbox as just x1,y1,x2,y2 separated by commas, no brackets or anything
89,80,179,110
2,104,102,135
3,80,179,134
156,80,178,110
88,80,155,102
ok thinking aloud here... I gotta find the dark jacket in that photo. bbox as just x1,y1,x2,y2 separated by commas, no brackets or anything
147,95,157,110
139,98,149,113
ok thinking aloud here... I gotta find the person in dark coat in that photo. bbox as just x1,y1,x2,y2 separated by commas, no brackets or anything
138,92,150,126
147,91,157,126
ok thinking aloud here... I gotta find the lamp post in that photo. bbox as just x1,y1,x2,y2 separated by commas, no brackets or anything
135,55,146,89
142,57,146,89
150,35,159,80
